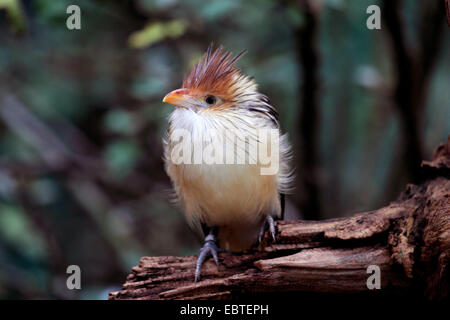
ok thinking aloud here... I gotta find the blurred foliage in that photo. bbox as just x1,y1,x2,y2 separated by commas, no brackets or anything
128,20,187,48
0,0,25,32
0,0,449,299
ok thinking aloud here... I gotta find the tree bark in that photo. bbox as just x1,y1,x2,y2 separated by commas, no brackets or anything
110,138,450,301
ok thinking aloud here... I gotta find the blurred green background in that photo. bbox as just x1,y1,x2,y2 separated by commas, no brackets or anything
0,0,448,299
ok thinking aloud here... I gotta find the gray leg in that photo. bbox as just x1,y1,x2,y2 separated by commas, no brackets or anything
258,215,276,244
195,230,220,282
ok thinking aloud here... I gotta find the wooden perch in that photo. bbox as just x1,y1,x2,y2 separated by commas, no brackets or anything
109,138,450,301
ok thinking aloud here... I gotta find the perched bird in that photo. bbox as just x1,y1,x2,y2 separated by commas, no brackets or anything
162,45,293,281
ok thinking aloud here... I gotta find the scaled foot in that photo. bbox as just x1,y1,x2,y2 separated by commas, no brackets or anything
258,215,276,244
195,233,220,282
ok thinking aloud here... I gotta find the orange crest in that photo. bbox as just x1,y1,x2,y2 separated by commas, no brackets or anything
182,45,247,97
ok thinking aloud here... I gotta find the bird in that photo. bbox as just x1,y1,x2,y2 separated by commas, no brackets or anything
162,44,293,282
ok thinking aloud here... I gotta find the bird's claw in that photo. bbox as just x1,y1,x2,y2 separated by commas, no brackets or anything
258,215,276,244
195,234,220,282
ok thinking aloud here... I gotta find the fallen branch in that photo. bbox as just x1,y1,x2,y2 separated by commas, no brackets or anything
110,138,450,301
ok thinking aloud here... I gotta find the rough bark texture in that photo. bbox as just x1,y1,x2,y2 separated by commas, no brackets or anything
110,138,450,301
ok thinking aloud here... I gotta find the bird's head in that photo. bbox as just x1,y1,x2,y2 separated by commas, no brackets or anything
162,45,260,112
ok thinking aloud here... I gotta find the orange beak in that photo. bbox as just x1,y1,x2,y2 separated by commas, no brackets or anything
162,89,192,108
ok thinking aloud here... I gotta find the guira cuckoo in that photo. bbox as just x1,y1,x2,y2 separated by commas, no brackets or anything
163,45,293,281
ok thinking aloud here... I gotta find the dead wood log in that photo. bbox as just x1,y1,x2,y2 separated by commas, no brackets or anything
110,137,450,301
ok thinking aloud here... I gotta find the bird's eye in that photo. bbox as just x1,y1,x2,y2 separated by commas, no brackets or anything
205,95,217,105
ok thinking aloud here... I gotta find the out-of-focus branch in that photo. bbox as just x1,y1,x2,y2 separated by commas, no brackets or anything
417,0,446,108
382,0,423,183
446,0,450,26
0,94,72,170
381,0,445,183
292,0,322,220
0,93,128,284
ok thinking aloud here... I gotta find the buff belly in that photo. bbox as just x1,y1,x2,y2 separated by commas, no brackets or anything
167,162,281,251
165,108,290,251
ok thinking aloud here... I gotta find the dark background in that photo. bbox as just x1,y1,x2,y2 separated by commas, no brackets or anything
0,0,448,299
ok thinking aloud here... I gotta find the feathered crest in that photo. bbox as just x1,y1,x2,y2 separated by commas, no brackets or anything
182,44,247,95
